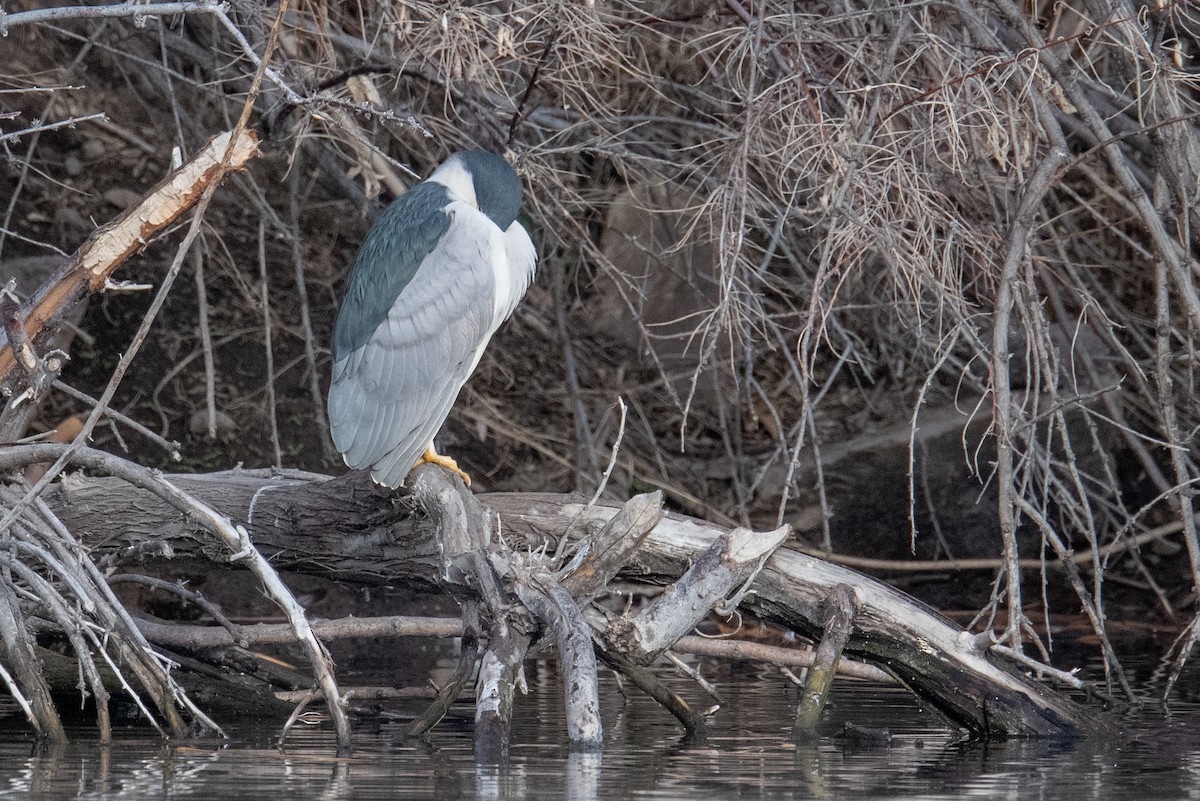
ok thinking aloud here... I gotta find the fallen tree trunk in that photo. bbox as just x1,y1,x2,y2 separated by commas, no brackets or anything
490,495,1104,737
31,460,1108,738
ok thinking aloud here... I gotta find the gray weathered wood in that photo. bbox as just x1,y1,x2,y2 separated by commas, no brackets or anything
793,584,857,735
491,495,1109,738
559,491,663,600
34,467,1107,738
607,524,790,664
513,569,602,750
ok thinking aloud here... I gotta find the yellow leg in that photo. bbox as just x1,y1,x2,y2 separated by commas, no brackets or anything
416,445,472,486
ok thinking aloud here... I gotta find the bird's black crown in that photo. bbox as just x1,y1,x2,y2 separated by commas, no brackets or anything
455,150,524,230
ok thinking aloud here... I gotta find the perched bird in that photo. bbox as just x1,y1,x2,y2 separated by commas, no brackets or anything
328,150,537,487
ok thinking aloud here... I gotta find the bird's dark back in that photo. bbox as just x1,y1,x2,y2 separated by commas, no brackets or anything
332,182,452,359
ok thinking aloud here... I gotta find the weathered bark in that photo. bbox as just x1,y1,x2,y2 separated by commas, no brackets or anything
32,644,295,720
127,613,891,681
513,570,602,750
607,525,790,665
0,129,260,408
405,604,481,738
46,468,441,585
0,587,66,743
474,625,532,762
404,465,541,757
0,445,349,749
559,490,664,601
33,464,1107,738
493,496,1108,738
793,584,857,736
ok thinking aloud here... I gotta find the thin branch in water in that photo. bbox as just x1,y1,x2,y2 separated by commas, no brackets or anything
1011,494,1133,700
277,689,318,750
0,660,39,735
26,492,223,736
664,650,723,704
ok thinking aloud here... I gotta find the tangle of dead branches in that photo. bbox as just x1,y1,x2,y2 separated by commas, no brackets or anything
2,0,1200,720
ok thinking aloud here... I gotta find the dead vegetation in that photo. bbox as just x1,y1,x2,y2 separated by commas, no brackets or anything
1,0,1199,746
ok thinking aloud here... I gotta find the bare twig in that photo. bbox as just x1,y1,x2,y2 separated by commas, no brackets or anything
192,246,218,440
257,218,282,466
988,131,1069,649
0,112,107,142
405,604,481,738
51,380,181,459
123,611,896,682
673,635,892,683
107,573,246,646
587,397,626,506
554,258,599,492
0,0,229,35
286,157,336,463
0,581,65,742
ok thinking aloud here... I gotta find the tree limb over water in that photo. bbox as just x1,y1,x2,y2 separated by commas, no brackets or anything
6,448,1109,744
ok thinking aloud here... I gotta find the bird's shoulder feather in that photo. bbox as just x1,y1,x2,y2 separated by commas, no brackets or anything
332,182,453,359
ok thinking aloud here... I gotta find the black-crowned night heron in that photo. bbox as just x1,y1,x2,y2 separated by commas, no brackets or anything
328,150,537,487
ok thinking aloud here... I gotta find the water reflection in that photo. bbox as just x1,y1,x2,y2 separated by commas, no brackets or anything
0,662,1196,800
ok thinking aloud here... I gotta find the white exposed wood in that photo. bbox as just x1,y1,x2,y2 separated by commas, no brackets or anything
607,524,790,664
76,129,259,280
0,128,259,387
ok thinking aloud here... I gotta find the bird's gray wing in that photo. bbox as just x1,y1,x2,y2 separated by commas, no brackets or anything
332,182,451,359
328,202,499,487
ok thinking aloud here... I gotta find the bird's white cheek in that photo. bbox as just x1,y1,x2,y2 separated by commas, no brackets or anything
428,160,477,207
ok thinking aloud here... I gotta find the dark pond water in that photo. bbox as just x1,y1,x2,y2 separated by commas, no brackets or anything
1,656,1198,800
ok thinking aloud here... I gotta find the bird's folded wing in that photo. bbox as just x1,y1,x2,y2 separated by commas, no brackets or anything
328,203,499,486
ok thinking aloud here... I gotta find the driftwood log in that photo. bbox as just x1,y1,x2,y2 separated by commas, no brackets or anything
25,457,1108,742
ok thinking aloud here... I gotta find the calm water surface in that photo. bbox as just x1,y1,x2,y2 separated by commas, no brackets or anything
1,658,1197,800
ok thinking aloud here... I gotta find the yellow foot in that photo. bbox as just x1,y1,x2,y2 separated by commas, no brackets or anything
416,446,472,486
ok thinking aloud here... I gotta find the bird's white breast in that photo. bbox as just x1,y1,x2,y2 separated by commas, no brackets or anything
490,221,537,328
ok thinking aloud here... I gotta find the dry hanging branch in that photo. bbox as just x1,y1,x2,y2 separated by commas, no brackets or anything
0,127,259,397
